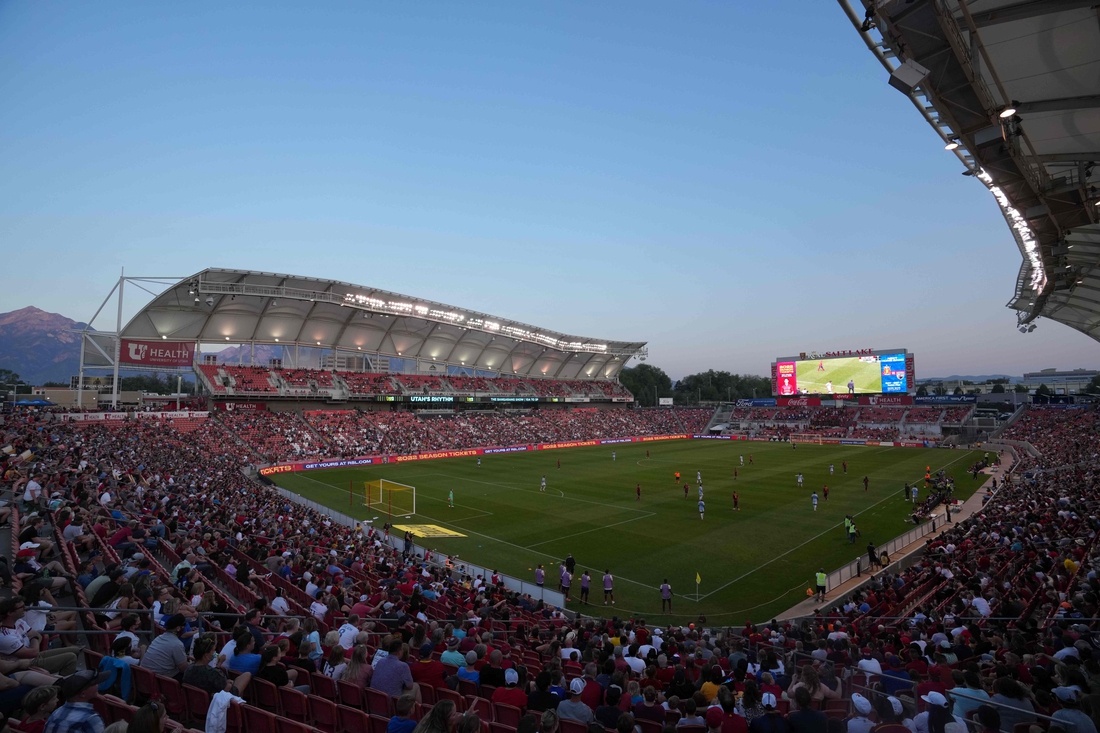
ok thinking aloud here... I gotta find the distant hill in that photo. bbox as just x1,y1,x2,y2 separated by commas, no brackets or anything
0,306,88,386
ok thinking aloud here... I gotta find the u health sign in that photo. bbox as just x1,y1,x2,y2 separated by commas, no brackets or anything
120,340,195,368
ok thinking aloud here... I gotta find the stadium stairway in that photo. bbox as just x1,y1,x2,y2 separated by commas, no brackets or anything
775,448,1015,621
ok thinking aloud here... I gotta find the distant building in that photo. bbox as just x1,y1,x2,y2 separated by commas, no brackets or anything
1020,368,1097,395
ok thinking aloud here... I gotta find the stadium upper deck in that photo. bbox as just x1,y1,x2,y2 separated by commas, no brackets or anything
80,269,648,390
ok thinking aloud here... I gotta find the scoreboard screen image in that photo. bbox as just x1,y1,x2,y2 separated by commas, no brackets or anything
775,353,907,395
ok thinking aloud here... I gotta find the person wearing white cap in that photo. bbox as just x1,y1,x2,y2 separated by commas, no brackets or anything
913,691,968,733
1051,687,1097,733
749,693,789,733
847,694,875,733
557,678,595,724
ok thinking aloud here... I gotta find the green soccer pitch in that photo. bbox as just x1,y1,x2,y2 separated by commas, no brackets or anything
794,359,883,395
271,440,984,622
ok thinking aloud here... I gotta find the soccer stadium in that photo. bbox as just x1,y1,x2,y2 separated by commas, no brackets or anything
1,3,1099,733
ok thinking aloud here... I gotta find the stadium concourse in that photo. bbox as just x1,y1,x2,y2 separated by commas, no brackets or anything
1,402,1099,733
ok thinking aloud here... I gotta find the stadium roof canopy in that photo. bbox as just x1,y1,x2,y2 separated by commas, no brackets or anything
838,0,1100,342
100,268,646,379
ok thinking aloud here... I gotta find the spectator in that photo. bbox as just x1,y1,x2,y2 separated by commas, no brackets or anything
138,615,189,681
557,678,595,725
749,693,789,733
493,668,529,709
42,671,109,733
389,694,418,733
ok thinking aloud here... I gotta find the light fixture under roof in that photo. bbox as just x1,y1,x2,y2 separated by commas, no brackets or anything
274,338,279,342
161,335,167,340
944,139,959,151
225,336,230,340
999,105,1017,118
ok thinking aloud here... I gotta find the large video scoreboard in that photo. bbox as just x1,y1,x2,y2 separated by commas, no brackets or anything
771,349,914,396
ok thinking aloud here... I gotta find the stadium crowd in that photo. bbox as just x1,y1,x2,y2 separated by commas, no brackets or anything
1,404,1097,733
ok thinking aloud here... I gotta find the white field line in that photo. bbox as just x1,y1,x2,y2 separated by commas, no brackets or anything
427,472,652,515
525,512,657,549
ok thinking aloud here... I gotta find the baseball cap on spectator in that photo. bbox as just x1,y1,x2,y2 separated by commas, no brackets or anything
164,614,187,631
888,697,904,716
761,693,777,709
569,678,586,695
505,668,519,685
861,647,871,655
447,636,460,648
921,692,948,707
58,670,111,700
16,549,36,558
1055,688,1080,702
852,694,872,715
705,708,726,728
419,643,434,659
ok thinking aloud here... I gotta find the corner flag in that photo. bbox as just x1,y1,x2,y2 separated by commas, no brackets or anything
696,572,702,584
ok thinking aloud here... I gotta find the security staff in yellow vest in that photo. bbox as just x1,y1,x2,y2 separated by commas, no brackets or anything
815,569,827,601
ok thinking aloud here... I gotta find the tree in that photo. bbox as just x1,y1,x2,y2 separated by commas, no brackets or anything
916,385,929,397
991,383,1005,393
618,364,672,407
1087,375,1100,395
933,385,948,396
1035,383,1052,397
1014,384,1029,393
953,386,964,396
672,370,772,404
0,369,30,395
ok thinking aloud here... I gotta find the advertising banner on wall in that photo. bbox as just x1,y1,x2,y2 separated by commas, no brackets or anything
119,340,195,368
857,395,914,406
914,395,977,404
776,397,821,407
212,402,268,411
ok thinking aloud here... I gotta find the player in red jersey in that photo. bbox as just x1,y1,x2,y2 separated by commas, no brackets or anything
842,461,847,474
823,485,829,501
734,469,738,480
732,491,739,511
636,483,641,501
749,454,754,465
683,483,689,498
863,475,869,491
817,360,826,371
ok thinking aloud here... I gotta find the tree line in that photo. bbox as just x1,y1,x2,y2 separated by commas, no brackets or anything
618,364,772,406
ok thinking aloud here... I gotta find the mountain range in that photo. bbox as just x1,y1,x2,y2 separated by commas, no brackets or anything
0,306,88,386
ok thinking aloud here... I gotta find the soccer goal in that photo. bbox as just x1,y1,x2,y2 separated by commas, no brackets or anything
364,479,417,517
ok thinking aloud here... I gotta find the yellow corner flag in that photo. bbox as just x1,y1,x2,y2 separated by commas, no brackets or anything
696,572,702,585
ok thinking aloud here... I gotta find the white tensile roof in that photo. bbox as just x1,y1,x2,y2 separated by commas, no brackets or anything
115,268,646,379
838,0,1100,342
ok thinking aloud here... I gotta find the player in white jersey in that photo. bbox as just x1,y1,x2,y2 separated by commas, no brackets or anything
811,491,819,511
477,457,481,467
797,473,804,487
540,475,546,492
696,471,702,484
698,484,704,500
612,451,616,461
826,380,833,393
698,499,705,520
740,455,744,466
829,464,834,475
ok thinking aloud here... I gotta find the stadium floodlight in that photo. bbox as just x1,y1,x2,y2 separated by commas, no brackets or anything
205,296,214,306
944,139,960,151
999,104,1017,118
194,296,200,304
888,59,930,95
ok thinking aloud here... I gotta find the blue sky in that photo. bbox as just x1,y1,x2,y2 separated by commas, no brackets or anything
1,1,1094,379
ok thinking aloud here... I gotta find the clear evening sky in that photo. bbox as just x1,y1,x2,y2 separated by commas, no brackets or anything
1,2,1095,379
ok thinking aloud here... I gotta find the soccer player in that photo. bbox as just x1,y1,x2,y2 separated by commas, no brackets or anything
698,498,706,520
636,483,641,501
683,483,689,498
863,476,869,491
797,473,804,488
697,471,702,484
559,561,567,591
535,565,545,587
826,380,833,393
561,570,572,602
740,455,744,466
448,489,454,508
911,485,919,503
732,491,739,511
811,491,819,511
829,463,834,475
603,570,615,605
823,485,829,501
612,451,616,461
540,475,546,492
698,484,704,500
733,469,738,481
674,471,681,483
842,461,847,474
660,580,673,612
749,454,754,465
580,571,590,605
477,457,481,467
817,360,825,372
646,450,650,459
557,459,560,470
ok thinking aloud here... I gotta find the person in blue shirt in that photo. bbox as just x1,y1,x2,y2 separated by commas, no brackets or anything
229,632,262,675
388,694,418,733
456,651,480,685
880,656,914,695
